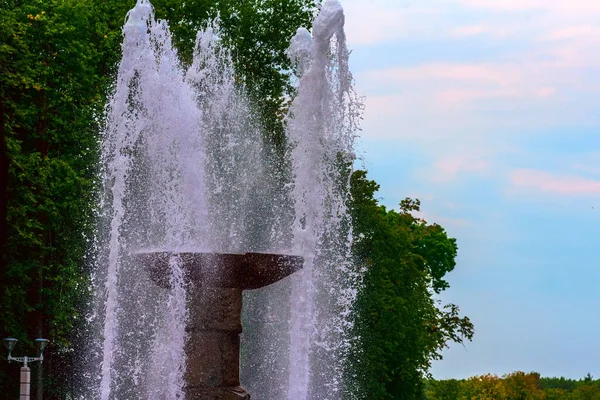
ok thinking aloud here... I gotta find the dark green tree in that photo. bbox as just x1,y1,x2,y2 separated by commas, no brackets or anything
349,170,474,400
0,0,122,396
0,0,319,396
148,0,317,156
541,376,580,392
425,378,462,400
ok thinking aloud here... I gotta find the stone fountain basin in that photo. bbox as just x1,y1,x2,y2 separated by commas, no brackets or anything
135,251,304,290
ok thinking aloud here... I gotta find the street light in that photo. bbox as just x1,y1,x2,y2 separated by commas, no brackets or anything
3,337,49,400
3,337,17,357
34,339,49,355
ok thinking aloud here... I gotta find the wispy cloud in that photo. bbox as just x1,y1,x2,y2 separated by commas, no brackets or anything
343,0,600,381
535,86,556,97
363,63,522,85
450,24,513,38
509,169,600,195
342,0,473,46
347,0,600,205
430,152,489,183
343,0,600,46
544,24,600,41
455,0,600,14
342,0,441,46
572,163,600,175
359,60,565,114
413,209,471,228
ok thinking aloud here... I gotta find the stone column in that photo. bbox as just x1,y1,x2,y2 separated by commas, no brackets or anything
185,285,250,400
140,251,303,399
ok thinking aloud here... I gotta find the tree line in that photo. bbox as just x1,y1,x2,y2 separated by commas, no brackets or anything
426,372,600,400
0,0,472,398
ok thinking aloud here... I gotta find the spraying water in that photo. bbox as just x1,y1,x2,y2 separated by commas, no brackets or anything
85,0,362,398
286,1,362,398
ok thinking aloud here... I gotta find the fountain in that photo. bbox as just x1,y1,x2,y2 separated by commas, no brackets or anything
138,251,303,398
83,0,361,398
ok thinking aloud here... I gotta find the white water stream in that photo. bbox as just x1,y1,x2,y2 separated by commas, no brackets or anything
85,1,362,398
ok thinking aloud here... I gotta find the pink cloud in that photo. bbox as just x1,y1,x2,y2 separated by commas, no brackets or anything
435,87,522,104
352,1,600,146
342,0,444,46
431,153,489,183
456,0,600,14
535,26,600,70
535,86,557,97
572,163,600,175
510,169,600,195
451,24,511,38
545,25,600,40
452,25,492,36
366,63,522,86
456,0,545,10
434,86,555,106
444,202,457,209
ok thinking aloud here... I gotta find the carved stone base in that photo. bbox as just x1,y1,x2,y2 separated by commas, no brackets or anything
185,286,247,399
187,386,250,400
138,251,304,400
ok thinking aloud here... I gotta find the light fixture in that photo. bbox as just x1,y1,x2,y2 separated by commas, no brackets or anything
2,338,18,357
3,336,50,398
34,338,49,355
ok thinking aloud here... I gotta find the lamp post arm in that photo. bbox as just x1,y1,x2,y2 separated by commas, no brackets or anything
7,355,43,367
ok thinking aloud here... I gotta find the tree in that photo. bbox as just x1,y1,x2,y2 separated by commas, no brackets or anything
572,385,600,400
0,0,320,396
0,0,125,395
460,374,507,400
425,378,462,400
545,388,572,400
147,0,317,157
502,371,546,400
427,373,600,400
349,170,474,400
571,374,600,400
541,377,580,392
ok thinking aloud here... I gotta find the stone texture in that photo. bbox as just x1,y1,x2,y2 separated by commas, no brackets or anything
139,251,303,289
185,330,240,387
187,286,242,332
187,386,250,400
185,286,244,397
139,251,304,400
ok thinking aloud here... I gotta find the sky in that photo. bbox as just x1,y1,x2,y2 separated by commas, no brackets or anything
341,0,600,380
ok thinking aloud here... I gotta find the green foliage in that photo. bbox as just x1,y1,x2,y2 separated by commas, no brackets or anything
0,0,318,396
214,0,317,151
541,377,581,392
149,0,317,153
571,385,600,400
0,0,123,395
425,372,600,400
349,170,474,400
2,0,474,397
425,379,462,400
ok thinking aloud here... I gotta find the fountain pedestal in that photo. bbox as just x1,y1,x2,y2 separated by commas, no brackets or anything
137,252,304,400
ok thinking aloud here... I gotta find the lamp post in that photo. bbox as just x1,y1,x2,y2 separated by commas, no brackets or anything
2,337,49,400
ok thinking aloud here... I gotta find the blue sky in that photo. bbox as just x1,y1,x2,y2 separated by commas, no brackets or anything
342,0,600,379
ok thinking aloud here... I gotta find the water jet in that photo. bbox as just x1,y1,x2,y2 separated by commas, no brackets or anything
137,251,303,399
86,0,361,398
